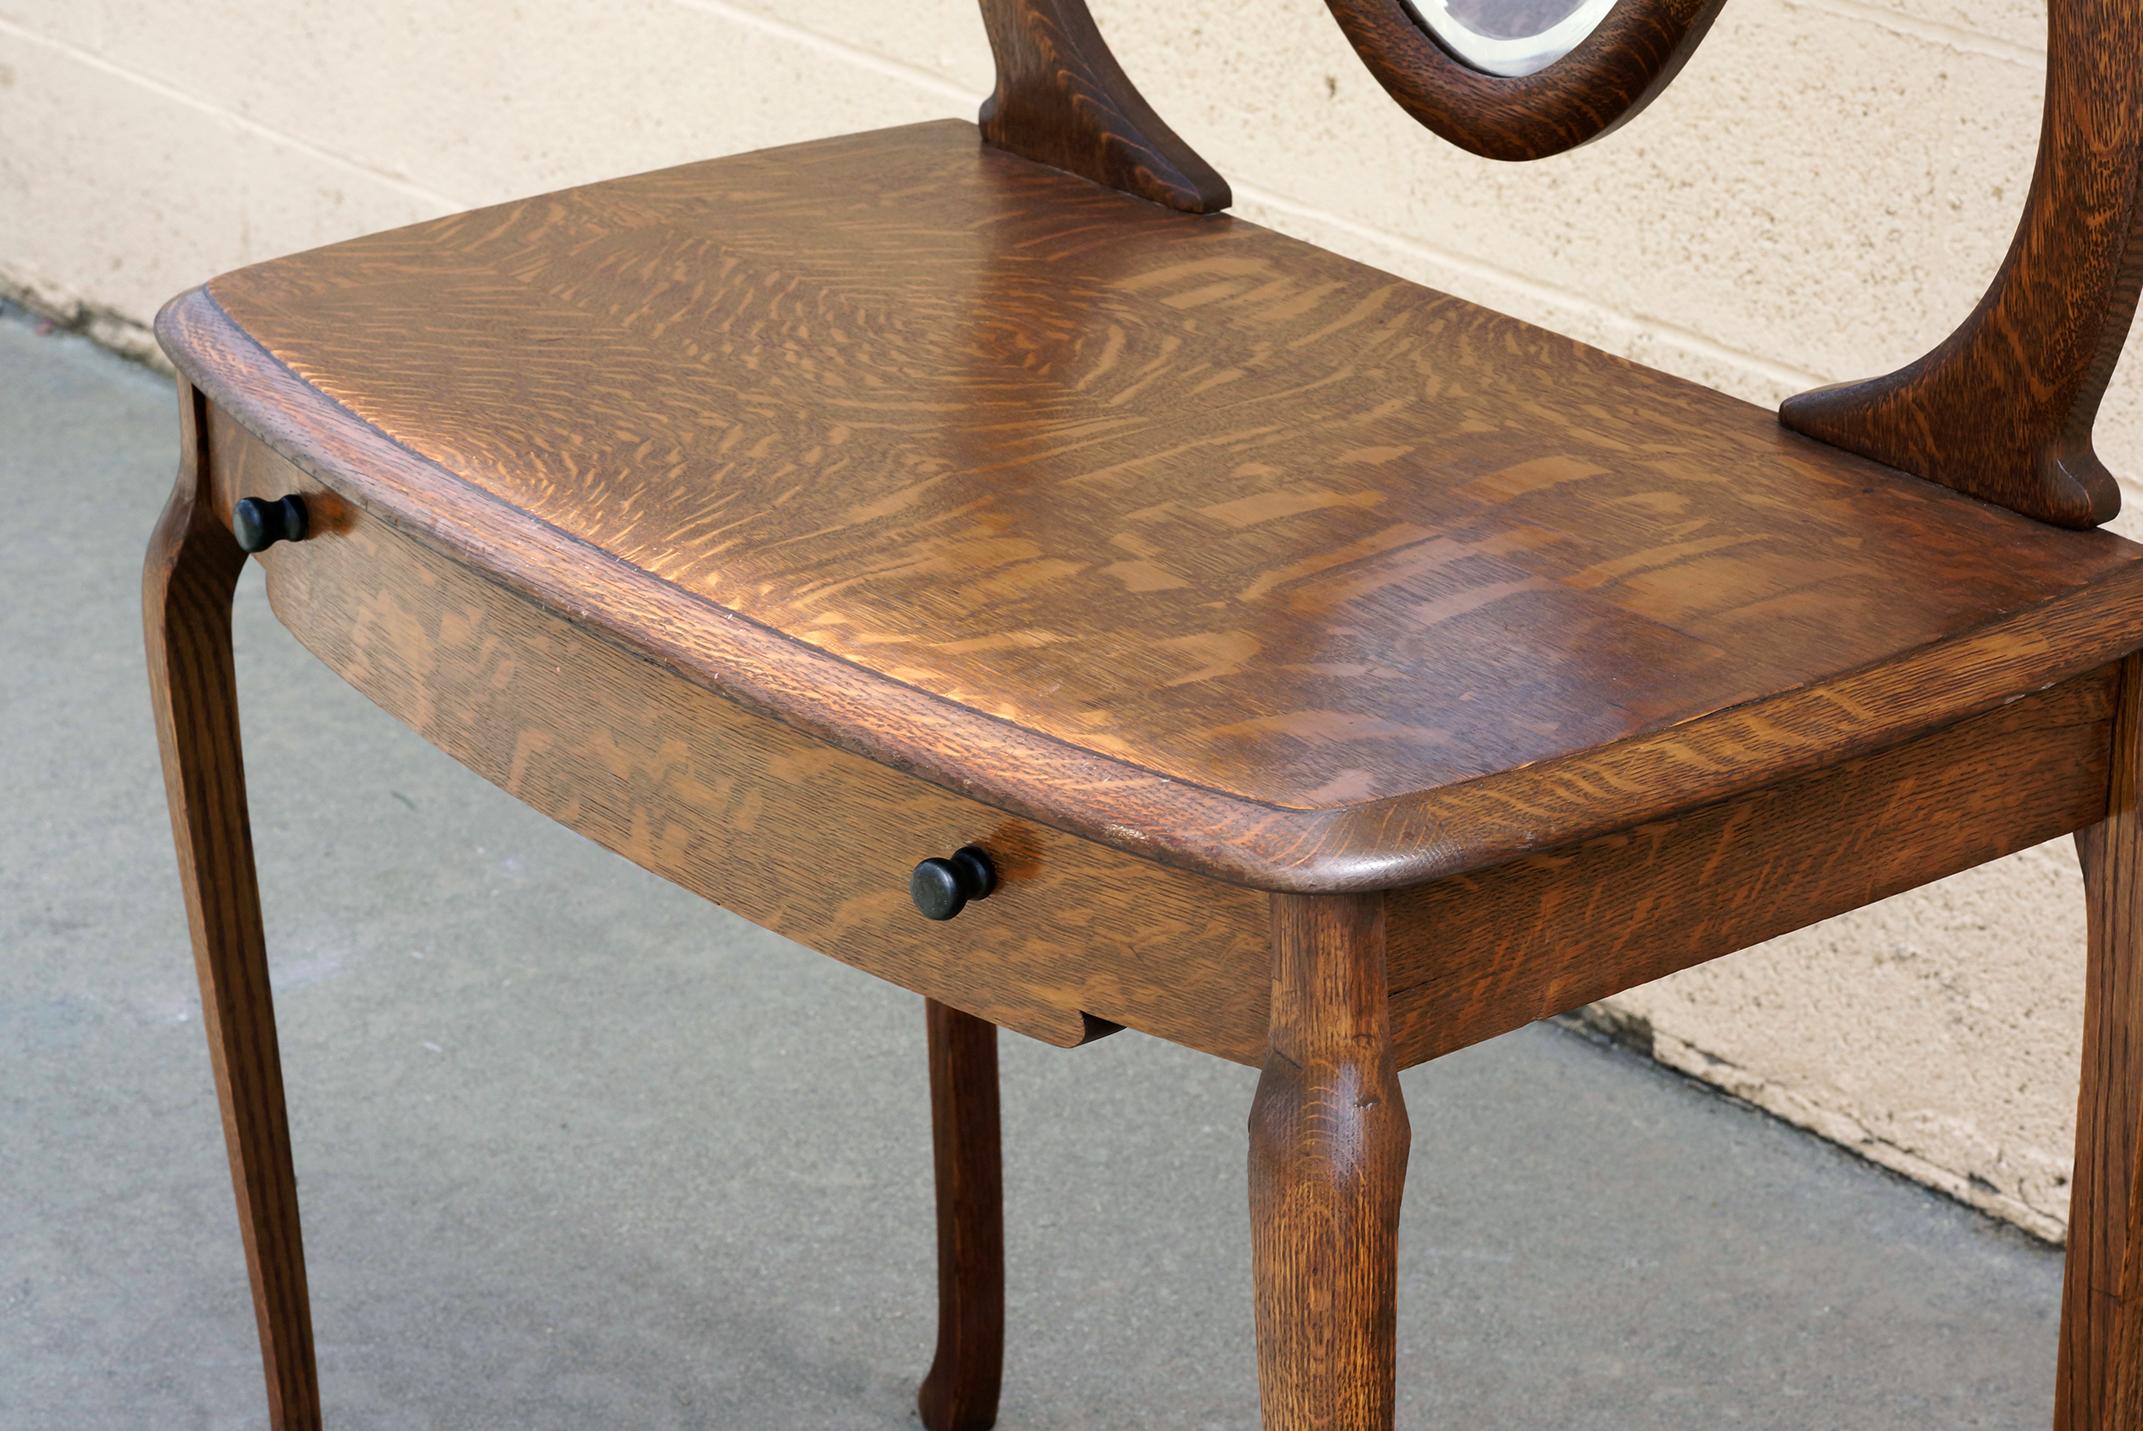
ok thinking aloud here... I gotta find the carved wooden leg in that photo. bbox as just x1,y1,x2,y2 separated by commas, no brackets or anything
145,383,320,1430
2062,651,2143,1430
917,998,1004,1431
1249,893,1410,1431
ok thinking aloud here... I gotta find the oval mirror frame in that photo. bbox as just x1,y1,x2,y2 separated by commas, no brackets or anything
1326,0,1730,160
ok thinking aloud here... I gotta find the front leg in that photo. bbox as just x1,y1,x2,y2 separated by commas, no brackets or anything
2061,652,2143,1429
1249,892,1410,1430
145,383,320,1429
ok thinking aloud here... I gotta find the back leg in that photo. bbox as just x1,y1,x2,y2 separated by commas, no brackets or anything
917,998,1005,1431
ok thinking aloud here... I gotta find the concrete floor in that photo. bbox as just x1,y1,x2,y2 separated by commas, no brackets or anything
0,309,2071,1429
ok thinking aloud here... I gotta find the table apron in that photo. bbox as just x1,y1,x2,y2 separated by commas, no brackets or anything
217,409,1274,1061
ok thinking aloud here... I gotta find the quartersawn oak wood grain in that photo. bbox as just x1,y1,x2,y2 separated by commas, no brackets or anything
1315,0,2143,526
979,0,1228,212
145,383,320,1430
222,409,2124,1077
157,121,2143,893
1385,666,2118,1065
2062,654,2143,1430
222,414,1271,1058
1323,0,1729,160
1250,893,1408,1429
1782,0,2143,525
149,25,2143,1420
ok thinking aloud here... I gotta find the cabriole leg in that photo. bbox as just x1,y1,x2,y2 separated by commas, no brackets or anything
2060,652,2143,1430
1249,892,1410,1430
917,998,1005,1431
145,383,320,1429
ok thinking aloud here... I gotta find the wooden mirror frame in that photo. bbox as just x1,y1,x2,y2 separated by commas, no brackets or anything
980,0,2143,528
1323,0,1729,161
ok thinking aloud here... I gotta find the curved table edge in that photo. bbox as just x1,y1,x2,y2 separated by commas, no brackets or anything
158,284,2143,893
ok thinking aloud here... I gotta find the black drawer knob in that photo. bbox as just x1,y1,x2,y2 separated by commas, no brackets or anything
910,846,996,921
232,495,309,553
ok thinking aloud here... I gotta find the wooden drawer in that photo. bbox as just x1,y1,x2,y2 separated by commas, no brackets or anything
212,408,1273,1061
207,408,2120,1075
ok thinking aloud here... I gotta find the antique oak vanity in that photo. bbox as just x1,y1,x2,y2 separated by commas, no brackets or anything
147,0,2143,1424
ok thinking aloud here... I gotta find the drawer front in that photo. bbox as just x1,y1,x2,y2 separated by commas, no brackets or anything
215,411,1271,1061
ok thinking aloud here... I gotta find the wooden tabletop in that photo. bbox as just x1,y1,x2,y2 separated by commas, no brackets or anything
160,120,2143,889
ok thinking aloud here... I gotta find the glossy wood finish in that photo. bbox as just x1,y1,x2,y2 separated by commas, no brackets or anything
1780,0,2143,526
1311,0,2143,526
176,368,2143,1425
918,999,1005,1431
1250,893,1409,1429
1386,667,2117,1065
2061,654,2143,1429
219,405,2134,1079
1323,0,1729,160
144,384,319,1430
219,414,1270,1057
148,30,2143,1420
979,0,1228,212
157,121,2143,893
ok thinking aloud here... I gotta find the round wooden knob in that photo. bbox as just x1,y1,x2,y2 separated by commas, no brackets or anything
910,846,996,921
232,495,309,553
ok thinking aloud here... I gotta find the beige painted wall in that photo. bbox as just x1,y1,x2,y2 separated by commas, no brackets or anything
5,0,2130,1240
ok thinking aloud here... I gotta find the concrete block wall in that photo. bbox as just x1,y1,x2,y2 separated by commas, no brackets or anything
4,0,2129,1240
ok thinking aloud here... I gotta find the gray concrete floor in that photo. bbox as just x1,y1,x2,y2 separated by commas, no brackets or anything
0,308,2070,1429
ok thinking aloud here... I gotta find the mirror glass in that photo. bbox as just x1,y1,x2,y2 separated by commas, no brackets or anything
1402,0,1616,76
